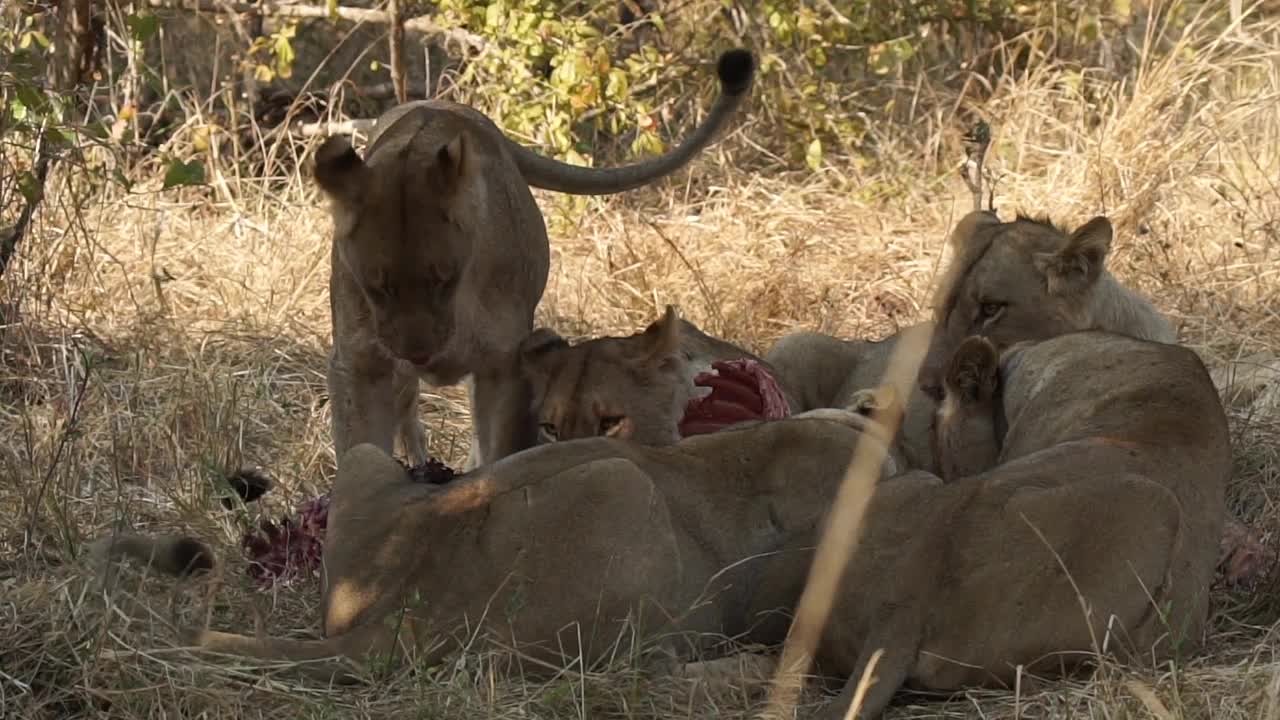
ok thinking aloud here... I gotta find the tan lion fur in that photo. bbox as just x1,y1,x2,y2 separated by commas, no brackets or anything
765,322,936,472
518,306,802,445
766,210,1174,475
91,410,903,683
319,50,756,471
917,210,1176,393
808,330,1229,720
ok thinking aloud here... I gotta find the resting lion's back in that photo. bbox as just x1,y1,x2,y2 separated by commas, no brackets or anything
1011,330,1227,451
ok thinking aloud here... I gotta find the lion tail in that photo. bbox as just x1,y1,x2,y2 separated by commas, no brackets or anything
88,532,216,579
89,532,398,683
184,625,391,684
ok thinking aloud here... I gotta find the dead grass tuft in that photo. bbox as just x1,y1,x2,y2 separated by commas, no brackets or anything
3,7,1280,719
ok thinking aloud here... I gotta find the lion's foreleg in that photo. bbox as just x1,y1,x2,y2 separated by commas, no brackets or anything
462,375,482,472
468,354,538,466
328,350,399,465
812,639,916,720
392,364,428,465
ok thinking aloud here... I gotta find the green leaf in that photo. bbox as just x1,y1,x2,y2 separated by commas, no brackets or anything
805,138,823,172
112,167,135,192
27,30,51,49
14,84,47,118
604,68,628,102
17,171,42,204
327,0,339,19
45,127,77,147
162,159,206,189
125,14,159,42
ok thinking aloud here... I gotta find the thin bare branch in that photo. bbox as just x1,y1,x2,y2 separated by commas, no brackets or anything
142,0,488,51
387,0,407,104
960,119,992,212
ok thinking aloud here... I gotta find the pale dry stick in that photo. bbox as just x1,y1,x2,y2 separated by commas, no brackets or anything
1123,678,1174,720
841,649,884,720
757,316,935,720
959,120,992,213
1013,664,1023,720
294,119,376,138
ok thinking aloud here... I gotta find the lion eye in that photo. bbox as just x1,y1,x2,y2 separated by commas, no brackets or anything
599,416,625,437
977,302,1005,322
539,423,559,442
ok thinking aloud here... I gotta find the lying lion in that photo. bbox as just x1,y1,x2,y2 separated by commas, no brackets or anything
518,305,802,444
766,322,935,471
809,329,1229,719
916,209,1262,582
766,210,1174,473
90,406,902,682
320,48,756,472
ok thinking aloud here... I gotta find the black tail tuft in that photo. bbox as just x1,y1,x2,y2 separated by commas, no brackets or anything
716,48,755,96
171,537,216,576
223,467,275,507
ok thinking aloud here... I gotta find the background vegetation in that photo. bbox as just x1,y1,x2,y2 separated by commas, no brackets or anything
2,0,1279,717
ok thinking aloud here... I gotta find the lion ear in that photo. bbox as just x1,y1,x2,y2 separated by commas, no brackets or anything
946,210,1000,251
1034,215,1112,295
519,328,569,372
637,305,683,370
943,336,999,404
846,384,900,417
434,134,469,190
313,136,368,204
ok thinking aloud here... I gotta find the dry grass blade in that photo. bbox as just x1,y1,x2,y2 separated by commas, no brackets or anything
1124,678,1174,720
960,120,993,213
757,286,938,719
841,649,884,720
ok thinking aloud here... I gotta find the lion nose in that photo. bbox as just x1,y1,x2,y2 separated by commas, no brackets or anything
405,352,434,367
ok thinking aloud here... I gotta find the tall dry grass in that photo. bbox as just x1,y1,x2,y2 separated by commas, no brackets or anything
2,5,1280,719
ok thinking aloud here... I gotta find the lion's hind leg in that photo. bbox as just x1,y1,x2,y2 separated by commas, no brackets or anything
812,637,918,720
967,473,1189,678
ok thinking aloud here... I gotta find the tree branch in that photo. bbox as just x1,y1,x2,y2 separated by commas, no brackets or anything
387,0,407,104
142,0,488,51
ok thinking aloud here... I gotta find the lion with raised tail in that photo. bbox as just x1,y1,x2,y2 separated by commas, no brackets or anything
320,49,757,471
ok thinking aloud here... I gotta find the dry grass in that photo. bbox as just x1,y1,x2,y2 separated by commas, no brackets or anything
4,7,1280,719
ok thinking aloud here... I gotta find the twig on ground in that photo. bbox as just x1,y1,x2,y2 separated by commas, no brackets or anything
294,119,376,138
